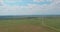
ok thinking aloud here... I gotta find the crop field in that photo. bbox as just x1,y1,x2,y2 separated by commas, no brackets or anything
0,16,60,32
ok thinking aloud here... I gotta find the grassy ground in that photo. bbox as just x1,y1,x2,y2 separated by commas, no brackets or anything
44,17,60,29
43,17,60,31
0,17,60,32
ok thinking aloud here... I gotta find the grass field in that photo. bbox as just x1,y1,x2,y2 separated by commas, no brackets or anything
0,17,60,32
43,17,60,31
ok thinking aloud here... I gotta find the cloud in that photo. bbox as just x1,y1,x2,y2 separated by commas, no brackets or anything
33,0,53,2
0,4,46,15
30,0,60,15
33,0,44,2
0,0,60,15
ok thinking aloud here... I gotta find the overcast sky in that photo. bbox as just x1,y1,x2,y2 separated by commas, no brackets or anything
0,0,60,15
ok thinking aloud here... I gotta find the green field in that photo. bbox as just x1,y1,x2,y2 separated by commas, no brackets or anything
44,17,60,31
0,17,60,32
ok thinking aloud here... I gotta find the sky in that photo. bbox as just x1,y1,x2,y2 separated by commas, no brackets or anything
0,0,60,15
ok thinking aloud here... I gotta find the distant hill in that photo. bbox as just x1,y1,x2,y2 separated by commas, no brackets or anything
0,15,60,20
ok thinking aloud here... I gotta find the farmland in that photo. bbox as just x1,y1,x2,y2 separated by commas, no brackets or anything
0,15,60,32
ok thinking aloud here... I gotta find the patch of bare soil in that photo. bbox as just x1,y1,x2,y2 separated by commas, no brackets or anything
8,25,56,32
0,26,8,32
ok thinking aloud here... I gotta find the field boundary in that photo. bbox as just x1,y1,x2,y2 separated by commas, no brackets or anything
42,21,60,32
